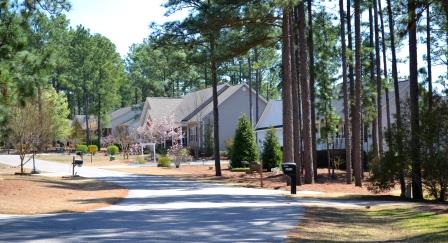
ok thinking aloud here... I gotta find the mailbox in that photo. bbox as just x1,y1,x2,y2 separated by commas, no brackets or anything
282,162,297,176
71,156,83,177
73,160,83,167
282,162,297,194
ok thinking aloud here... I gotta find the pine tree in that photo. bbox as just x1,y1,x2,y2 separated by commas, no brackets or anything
261,128,282,172
231,114,258,168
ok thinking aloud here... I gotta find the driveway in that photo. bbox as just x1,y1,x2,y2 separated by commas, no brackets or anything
0,155,303,242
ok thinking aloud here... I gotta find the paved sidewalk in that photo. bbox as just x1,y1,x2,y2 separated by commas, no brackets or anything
0,155,303,242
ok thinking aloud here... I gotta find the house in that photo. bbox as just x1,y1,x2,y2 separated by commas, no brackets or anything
108,103,144,134
255,80,411,153
71,115,98,133
112,83,267,153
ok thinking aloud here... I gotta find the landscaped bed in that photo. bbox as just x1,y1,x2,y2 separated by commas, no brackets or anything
110,165,400,197
0,164,128,215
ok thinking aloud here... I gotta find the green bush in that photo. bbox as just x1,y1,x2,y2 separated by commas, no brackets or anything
158,155,171,168
107,145,119,156
261,128,282,172
231,114,258,168
75,144,88,155
136,156,146,164
88,145,98,155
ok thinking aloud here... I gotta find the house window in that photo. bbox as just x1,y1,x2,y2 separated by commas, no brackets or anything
189,127,197,142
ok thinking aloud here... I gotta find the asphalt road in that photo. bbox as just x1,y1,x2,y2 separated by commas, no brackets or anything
0,155,303,243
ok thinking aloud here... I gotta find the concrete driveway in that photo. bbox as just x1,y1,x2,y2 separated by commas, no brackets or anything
0,155,303,242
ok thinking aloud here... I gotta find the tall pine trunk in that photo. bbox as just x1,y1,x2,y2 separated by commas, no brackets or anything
408,0,423,199
353,0,363,187
298,1,314,184
373,0,383,155
339,0,352,184
307,0,318,178
369,5,379,158
386,0,406,197
426,6,433,110
378,0,391,131
291,10,302,185
347,0,356,169
282,8,294,165
210,37,222,177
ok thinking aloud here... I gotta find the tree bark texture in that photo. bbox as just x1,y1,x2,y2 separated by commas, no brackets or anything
297,2,314,184
353,0,363,187
282,8,294,165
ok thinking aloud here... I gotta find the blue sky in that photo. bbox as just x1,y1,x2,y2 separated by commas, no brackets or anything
65,0,445,88
66,0,184,57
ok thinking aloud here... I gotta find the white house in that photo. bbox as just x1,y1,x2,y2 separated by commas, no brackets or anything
255,80,411,153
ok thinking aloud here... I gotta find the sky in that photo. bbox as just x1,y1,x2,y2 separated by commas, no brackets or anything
65,0,445,89
66,0,184,57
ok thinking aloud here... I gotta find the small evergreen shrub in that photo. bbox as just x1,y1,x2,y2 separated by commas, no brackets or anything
158,155,171,168
88,145,98,155
231,114,258,168
107,145,119,156
261,128,282,172
75,144,88,155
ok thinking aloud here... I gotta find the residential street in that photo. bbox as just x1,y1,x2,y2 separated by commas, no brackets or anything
0,155,303,242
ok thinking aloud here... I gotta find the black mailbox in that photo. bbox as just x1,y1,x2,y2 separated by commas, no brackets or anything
71,156,83,177
73,160,83,167
282,162,297,194
282,162,297,176
76,151,83,156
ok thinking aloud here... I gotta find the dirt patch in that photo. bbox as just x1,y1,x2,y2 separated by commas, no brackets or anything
35,153,137,167
111,166,397,197
0,174,128,215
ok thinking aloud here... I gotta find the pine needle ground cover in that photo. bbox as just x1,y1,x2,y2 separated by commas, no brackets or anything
288,204,448,242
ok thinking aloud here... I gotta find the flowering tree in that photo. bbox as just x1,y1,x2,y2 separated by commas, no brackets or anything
114,124,136,159
137,114,183,146
101,134,115,148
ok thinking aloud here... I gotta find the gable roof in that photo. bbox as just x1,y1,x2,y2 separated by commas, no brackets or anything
176,84,228,122
110,104,143,129
135,83,268,126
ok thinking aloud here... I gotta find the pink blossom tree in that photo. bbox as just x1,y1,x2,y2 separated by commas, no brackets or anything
137,114,183,146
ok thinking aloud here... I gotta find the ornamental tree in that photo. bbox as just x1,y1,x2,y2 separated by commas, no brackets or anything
261,128,282,172
231,114,258,168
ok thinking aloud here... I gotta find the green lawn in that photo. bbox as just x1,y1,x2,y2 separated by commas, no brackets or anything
288,204,448,242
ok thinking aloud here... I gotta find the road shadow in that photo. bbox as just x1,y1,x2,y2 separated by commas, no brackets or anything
0,175,304,242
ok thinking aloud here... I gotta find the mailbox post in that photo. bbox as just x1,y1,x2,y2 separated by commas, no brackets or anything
282,162,297,194
72,155,84,177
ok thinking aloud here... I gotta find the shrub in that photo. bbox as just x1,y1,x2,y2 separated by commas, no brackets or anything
261,128,282,172
136,156,146,164
231,114,258,168
75,144,88,155
158,155,171,168
168,144,190,168
88,145,98,155
107,145,119,156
